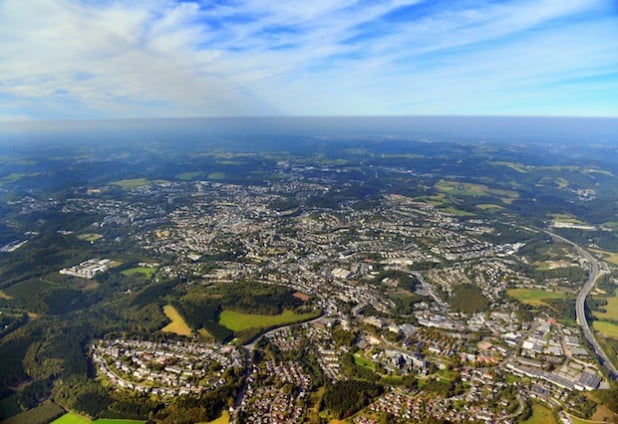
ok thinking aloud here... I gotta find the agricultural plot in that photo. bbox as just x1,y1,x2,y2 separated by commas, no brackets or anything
77,233,103,242
161,305,193,336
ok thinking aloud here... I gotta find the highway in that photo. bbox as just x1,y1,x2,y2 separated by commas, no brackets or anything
544,230,618,381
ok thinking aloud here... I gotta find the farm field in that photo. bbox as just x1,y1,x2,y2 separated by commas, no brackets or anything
507,288,566,308
593,320,618,340
521,403,557,424
161,305,193,336
219,309,320,332
120,267,157,278
207,172,226,180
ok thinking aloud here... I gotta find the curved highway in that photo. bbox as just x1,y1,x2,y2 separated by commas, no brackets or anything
544,230,618,381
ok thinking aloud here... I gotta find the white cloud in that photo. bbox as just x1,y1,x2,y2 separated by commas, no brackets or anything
0,0,615,119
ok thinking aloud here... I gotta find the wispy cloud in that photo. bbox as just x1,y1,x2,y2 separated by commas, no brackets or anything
0,0,616,120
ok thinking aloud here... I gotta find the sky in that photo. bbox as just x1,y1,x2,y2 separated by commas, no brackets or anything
0,0,617,121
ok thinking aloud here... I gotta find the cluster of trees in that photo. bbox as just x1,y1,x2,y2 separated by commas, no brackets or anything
323,379,383,419
448,284,490,313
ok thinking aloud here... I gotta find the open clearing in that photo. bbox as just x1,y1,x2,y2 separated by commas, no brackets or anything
434,179,518,203
521,403,557,424
353,353,375,371
0,290,12,299
121,267,157,278
507,288,566,308
593,320,618,340
219,309,320,332
594,292,618,321
161,305,193,336
110,178,151,188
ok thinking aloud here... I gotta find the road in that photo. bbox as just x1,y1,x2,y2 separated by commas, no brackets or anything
544,230,618,381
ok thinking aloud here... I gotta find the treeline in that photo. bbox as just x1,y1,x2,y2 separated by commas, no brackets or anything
374,269,419,292
171,300,233,343
214,281,303,315
323,379,383,419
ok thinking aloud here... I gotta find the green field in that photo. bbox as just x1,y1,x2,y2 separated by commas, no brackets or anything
110,178,151,188
51,412,91,424
161,305,193,336
120,267,157,278
593,320,618,340
507,288,566,308
521,403,557,424
219,309,320,332
353,353,376,371
594,292,618,321
51,414,146,424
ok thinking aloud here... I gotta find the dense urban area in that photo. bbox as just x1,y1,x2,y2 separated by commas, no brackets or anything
1,134,618,424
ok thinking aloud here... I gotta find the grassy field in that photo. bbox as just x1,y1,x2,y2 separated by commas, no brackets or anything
507,288,566,308
110,178,151,188
353,353,376,371
161,305,193,336
92,420,146,424
219,309,320,332
593,320,618,340
521,403,557,424
0,289,13,299
594,292,618,321
120,267,157,278
51,413,91,424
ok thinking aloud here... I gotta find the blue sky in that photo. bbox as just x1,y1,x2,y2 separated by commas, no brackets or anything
0,0,616,120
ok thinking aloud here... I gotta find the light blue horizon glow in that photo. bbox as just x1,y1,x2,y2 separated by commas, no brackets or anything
0,0,617,121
